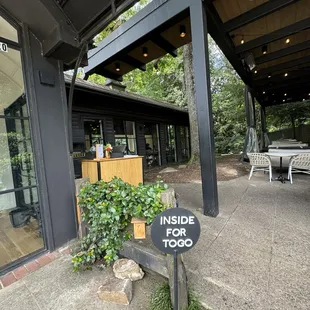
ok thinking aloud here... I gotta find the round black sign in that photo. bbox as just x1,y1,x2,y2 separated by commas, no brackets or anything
151,208,200,254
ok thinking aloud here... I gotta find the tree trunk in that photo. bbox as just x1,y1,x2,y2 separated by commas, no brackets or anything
183,43,200,163
291,116,296,139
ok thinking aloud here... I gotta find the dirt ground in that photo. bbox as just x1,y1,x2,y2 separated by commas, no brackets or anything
144,154,250,183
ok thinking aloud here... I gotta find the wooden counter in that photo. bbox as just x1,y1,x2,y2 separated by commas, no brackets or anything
81,156,143,186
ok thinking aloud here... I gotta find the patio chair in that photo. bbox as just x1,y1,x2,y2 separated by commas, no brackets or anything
247,153,272,182
287,153,310,184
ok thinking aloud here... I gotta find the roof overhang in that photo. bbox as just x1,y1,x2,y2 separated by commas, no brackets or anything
84,0,310,106
0,0,138,65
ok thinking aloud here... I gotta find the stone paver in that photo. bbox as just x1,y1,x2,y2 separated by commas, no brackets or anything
173,173,310,310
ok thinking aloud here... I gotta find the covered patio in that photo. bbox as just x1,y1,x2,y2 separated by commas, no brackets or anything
174,173,310,309
83,0,310,216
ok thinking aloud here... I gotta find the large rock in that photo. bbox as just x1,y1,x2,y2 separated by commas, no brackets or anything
98,276,132,305
113,259,144,281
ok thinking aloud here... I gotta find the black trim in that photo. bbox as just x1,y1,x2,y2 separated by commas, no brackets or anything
122,55,146,71
256,55,310,76
97,161,101,181
0,36,20,49
223,0,299,32
151,35,178,57
0,185,37,196
0,248,46,276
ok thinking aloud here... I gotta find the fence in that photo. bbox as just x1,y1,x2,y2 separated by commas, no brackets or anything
268,124,310,144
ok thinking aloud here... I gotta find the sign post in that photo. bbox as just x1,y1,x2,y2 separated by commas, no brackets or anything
151,207,200,310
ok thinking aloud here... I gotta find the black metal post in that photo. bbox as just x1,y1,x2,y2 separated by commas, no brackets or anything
173,250,178,310
190,0,219,217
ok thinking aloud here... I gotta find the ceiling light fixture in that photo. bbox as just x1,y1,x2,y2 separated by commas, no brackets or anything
241,36,245,44
284,93,287,96
254,70,257,74
285,38,290,44
180,25,186,38
268,73,271,78
262,45,268,55
283,99,285,102
284,72,288,77
263,91,265,94
142,47,148,57
115,63,121,72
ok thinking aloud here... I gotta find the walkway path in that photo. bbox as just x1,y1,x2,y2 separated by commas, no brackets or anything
174,174,310,310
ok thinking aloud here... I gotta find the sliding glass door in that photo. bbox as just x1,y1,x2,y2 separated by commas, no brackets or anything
0,15,44,270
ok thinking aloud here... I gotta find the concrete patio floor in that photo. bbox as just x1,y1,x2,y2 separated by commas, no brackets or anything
173,173,310,310
1,172,309,310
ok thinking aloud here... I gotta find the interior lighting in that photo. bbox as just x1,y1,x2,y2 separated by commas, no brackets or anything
268,73,271,78
254,70,258,74
142,47,148,57
285,38,290,44
241,36,245,44
263,91,265,94
180,25,186,38
284,93,287,96
283,99,285,102
115,63,121,72
284,72,288,77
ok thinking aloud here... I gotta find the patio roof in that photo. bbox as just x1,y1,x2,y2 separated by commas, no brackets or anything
1,0,138,65
84,0,310,107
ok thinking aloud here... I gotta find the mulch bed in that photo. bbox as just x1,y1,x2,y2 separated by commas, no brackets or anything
144,155,250,183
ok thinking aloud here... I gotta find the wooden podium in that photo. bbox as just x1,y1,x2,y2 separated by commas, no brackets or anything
81,156,143,186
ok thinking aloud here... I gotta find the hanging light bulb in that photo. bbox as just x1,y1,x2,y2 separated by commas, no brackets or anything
268,73,271,78
254,70,258,74
115,63,121,72
142,47,148,57
285,38,290,44
179,25,186,38
262,45,268,55
263,91,265,94
241,36,245,44
284,72,288,77
284,93,287,96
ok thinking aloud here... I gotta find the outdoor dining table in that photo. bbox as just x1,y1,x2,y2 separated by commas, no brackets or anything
264,152,298,183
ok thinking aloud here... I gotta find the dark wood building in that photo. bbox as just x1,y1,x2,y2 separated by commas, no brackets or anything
66,75,190,177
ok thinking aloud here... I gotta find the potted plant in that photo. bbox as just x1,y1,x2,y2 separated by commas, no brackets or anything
104,143,113,159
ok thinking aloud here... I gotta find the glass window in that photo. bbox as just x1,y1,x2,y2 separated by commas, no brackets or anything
0,16,18,42
144,123,160,167
114,120,137,154
84,120,104,153
0,15,44,270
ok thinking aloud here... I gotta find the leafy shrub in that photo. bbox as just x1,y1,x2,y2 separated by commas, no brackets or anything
72,177,167,271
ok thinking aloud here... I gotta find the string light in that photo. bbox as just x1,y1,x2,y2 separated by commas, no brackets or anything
284,73,288,77
263,91,265,94
285,38,290,44
241,36,245,44
254,70,258,74
284,93,287,96
268,73,271,78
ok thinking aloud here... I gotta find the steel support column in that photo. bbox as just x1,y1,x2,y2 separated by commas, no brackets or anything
190,0,219,217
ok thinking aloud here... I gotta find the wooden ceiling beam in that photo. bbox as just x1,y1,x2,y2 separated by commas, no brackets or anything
151,35,178,57
256,55,310,76
236,18,310,54
256,40,310,65
223,0,298,33
122,55,146,71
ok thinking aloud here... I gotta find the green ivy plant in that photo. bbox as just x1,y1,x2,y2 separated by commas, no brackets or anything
72,177,168,271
